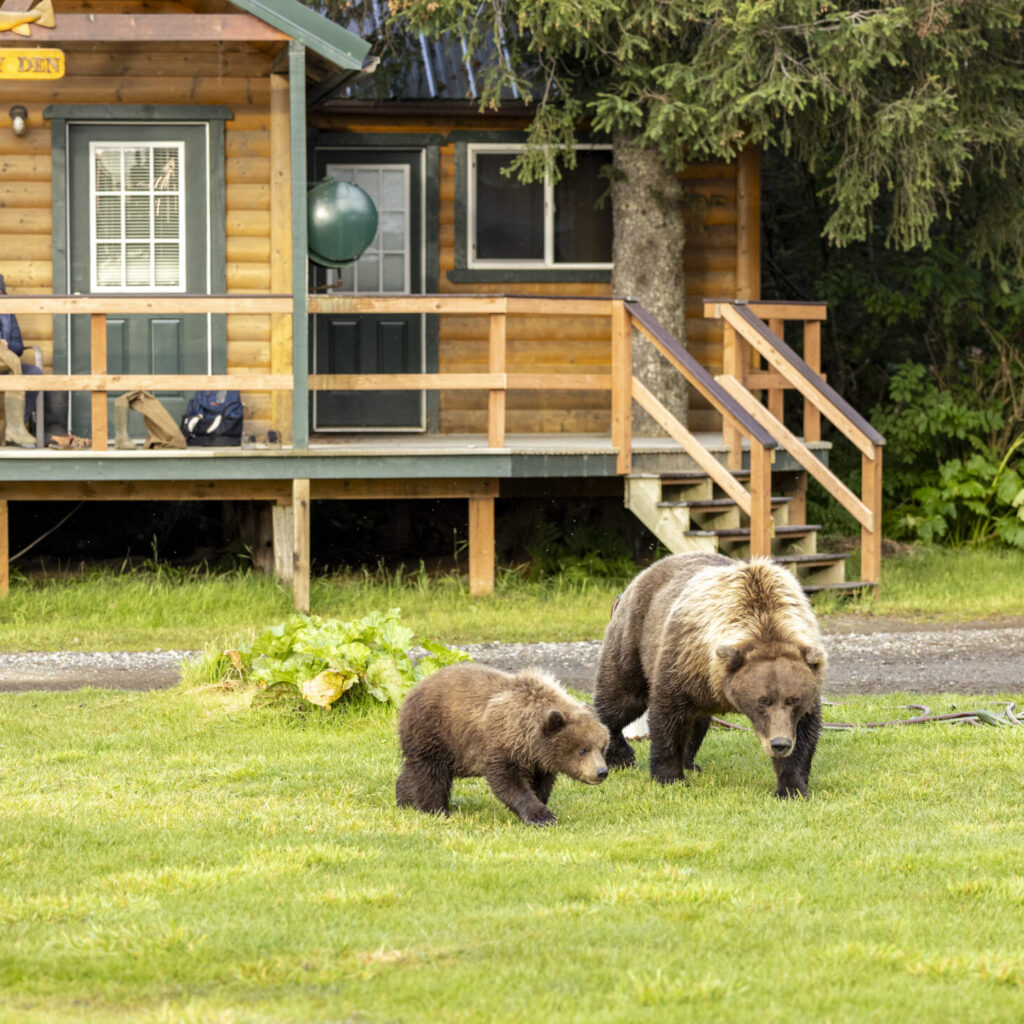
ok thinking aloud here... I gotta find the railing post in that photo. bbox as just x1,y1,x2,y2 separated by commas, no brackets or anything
90,313,108,451
748,441,773,558
611,299,631,474
721,320,743,470
803,319,821,443
767,317,785,424
488,312,506,448
861,446,883,586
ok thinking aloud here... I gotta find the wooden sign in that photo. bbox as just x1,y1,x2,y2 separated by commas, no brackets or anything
0,47,64,79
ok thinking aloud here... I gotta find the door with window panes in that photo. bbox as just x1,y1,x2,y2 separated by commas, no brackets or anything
312,150,424,431
67,123,218,438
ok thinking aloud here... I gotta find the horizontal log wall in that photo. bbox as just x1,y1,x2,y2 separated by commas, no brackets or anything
0,1,283,437
321,112,748,434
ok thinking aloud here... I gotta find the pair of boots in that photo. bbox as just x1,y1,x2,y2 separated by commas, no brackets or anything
0,347,37,448
113,391,186,450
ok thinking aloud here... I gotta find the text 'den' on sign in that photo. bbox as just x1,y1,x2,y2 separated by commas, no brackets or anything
0,48,65,79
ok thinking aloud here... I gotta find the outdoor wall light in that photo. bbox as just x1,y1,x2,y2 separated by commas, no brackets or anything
9,106,27,137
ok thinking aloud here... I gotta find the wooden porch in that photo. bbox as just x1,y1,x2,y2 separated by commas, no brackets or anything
0,293,884,608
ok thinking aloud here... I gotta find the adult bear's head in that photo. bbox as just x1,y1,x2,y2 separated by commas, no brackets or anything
715,641,825,758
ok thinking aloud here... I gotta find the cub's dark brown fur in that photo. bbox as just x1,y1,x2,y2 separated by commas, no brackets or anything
594,553,827,798
396,663,610,825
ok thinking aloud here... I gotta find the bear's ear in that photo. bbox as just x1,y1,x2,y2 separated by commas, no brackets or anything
716,646,744,673
544,709,566,734
802,645,826,669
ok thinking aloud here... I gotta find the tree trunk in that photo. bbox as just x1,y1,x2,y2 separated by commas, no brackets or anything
611,130,688,435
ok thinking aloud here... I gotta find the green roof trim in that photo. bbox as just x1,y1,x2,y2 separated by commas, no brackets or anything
230,0,372,71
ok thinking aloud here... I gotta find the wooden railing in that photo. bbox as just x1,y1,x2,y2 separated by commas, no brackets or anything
704,300,886,584
0,294,294,450
308,293,785,559
0,292,882,581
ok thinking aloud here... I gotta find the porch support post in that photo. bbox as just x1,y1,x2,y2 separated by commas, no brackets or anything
861,446,883,587
292,478,311,612
611,299,632,475
468,494,495,596
272,503,294,583
288,40,309,450
0,499,8,597
748,442,773,559
270,72,294,445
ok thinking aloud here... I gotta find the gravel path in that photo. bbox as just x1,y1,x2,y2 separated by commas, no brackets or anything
2,616,1024,695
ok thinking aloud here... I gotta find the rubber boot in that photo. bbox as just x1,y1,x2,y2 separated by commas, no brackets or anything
4,392,37,447
114,398,136,450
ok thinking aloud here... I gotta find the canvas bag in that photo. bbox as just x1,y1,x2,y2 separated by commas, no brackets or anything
180,389,243,446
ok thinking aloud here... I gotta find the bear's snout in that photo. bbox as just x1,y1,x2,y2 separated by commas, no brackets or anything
769,736,794,756
596,766,609,781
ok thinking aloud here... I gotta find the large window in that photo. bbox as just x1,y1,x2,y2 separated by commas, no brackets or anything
90,141,186,292
466,143,613,271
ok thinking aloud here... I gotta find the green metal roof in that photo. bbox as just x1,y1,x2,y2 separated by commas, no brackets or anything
229,0,372,72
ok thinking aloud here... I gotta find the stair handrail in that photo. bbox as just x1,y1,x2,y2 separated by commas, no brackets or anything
617,300,777,558
705,299,885,586
623,301,777,452
710,301,885,456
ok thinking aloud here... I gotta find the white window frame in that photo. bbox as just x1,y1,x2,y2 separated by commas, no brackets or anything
466,142,613,271
88,140,187,294
324,162,411,294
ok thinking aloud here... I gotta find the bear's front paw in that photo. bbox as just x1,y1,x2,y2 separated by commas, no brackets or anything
523,807,558,826
651,768,688,787
605,741,636,769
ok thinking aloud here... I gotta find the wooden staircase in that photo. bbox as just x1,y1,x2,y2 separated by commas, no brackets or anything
625,470,868,593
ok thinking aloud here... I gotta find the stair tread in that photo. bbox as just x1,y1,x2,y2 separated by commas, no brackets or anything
772,552,850,565
660,470,751,481
658,496,793,509
685,524,821,538
803,580,874,594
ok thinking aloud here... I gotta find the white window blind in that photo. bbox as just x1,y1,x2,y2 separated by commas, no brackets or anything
90,142,186,292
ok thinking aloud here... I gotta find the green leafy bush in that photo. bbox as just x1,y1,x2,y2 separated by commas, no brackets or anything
905,434,1024,548
225,608,470,710
873,360,1024,547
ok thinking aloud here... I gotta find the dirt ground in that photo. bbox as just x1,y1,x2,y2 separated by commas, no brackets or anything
1,614,1024,695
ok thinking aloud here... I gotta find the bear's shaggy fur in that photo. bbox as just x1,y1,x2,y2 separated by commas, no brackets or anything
396,662,610,825
593,552,827,798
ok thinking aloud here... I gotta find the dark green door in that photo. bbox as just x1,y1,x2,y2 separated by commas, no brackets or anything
311,150,425,431
66,123,220,438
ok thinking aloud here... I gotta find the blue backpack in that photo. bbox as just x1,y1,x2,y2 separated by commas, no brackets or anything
180,390,244,446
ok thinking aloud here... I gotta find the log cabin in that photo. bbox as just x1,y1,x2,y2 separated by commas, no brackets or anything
0,0,884,609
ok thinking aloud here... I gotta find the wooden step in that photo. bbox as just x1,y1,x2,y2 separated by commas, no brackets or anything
657,496,793,510
660,469,750,483
772,552,849,568
802,580,874,594
684,524,820,540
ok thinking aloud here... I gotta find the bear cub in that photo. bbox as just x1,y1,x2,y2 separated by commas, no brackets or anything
396,662,610,825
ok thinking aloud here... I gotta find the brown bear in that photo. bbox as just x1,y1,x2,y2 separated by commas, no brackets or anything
593,552,827,798
396,662,610,825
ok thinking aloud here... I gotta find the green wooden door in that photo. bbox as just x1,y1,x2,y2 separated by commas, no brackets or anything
311,150,425,431
66,123,221,439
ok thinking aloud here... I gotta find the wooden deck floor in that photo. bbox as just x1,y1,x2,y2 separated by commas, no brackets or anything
0,432,826,485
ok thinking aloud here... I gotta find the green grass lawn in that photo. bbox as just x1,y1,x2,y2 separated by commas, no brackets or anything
3,686,1023,1023
3,544,1024,653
